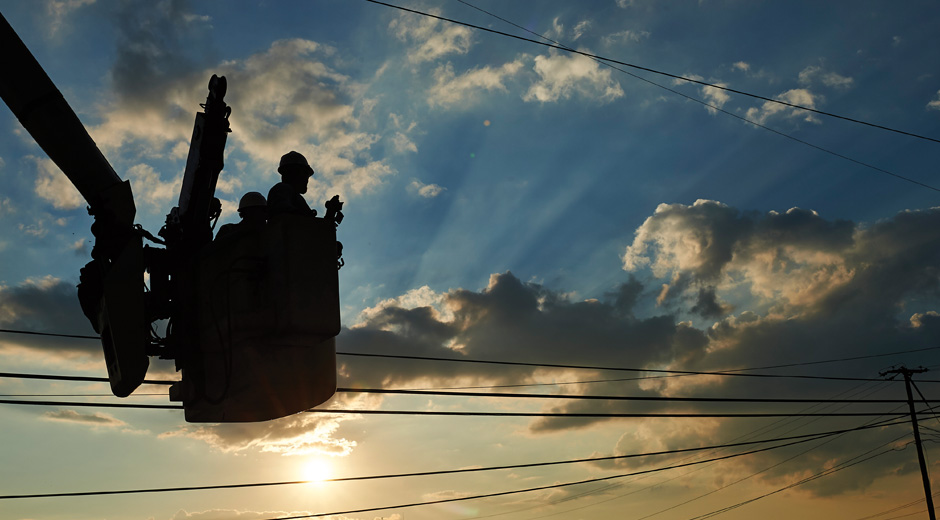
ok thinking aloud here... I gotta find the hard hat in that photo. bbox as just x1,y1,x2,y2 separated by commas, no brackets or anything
238,191,266,211
278,151,314,176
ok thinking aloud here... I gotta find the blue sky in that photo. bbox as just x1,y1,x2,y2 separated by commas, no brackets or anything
2,1,940,519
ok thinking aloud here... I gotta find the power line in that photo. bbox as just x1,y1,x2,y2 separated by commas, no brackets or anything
635,399,909,520
509,382,898,520
688,434,912,520
0,371,175,386
4,327,940,383
854,492,940,520
451,0,940,193
365,0,940,146
0,371,923,403
0,328,98,340
337,387,912,404
0,420,903,500
339,352,939,383
3,398,936,417
262,433,878,520
0,399,181,410
0,378,918,404
0,393,166,397
308,409,924,419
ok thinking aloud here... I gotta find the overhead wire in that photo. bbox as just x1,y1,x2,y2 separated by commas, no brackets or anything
476,380,896,520
687,433,913,520
3,397,934,417
635,396,911,520
336,387,913,404
450,0,940,192
0,420,904,500
365,0,940,147
0,381,920,405
338,352,940,383
261,432,896,520
4,327,940,383
0,371,174,386
852,493,940,520
2,5,936,517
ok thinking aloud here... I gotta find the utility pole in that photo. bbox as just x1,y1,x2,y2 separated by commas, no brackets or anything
882,366,936,520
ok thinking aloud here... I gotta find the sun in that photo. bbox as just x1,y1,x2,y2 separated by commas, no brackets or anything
302,458,333,483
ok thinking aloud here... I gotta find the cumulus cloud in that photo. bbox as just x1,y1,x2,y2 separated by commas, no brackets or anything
623,200,863,313
928,90,940,111
72,2,393,205
333,200,940,496
427,61,525,108
389,9,473,63
125,163,181,213
339,271,709,433
675,74,732,114
32,156,84,210
799,65,854,90
523,52,624,103
91,28,394,202
409,180,446,198
733,61,750,72
744,88,822,125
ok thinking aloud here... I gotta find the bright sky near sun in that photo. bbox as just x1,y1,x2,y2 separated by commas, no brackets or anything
2,1,940,520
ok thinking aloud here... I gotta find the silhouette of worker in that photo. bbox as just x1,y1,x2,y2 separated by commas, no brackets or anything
215,191,267,240
268,151,317,217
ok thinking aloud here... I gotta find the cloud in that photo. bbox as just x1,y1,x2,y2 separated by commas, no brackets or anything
733,61,750,72
389,9,473,63
42,409,127,427
409,180,446,198
0,276,100,360
928,90,940,111
744,88,822,125
71,238,89,256
572,20,592,41
427,61,525,108
109,0,213,107
91,32,394,202
674,75,732,114
523,52,624,104
45,0,96,37
321,198,940,496
702,84,731,113
341,271,709,432
821,72,854,89
125,163,181,213
160,410,358,456
799,65,854,90
623,200,862,312
603,29,651,46
168,510,308,520
32,156,84,210
390,132,418,154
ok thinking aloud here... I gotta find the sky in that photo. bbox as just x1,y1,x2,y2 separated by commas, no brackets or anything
2,0,940,519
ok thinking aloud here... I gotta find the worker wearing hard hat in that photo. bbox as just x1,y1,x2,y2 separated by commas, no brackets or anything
215,191,268,240
268,151,316,217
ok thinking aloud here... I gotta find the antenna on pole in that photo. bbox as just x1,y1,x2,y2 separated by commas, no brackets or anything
881,365,936,520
